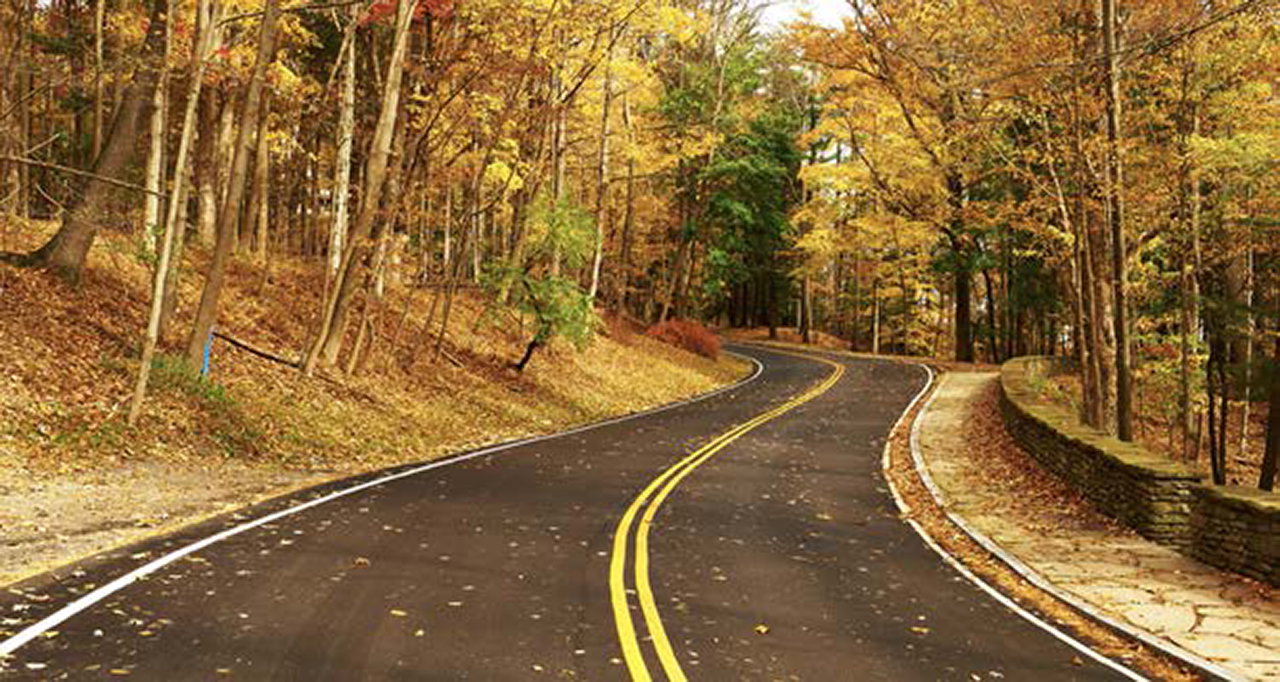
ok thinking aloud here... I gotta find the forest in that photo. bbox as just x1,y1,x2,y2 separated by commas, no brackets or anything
0,0,1274,489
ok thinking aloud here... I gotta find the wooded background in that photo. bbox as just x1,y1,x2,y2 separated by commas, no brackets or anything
0,0,1274,488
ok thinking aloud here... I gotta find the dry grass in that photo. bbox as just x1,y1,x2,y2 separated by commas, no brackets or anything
0,220,747,480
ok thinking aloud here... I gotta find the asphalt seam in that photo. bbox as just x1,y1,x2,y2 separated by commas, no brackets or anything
0,354,765,660
904,374,1243,682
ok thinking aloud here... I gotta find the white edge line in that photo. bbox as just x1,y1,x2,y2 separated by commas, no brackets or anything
903,373,1244,682
0,353,766,659
880,364,1147,682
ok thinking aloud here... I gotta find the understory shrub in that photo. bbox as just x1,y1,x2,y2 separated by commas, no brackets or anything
645,319,720,359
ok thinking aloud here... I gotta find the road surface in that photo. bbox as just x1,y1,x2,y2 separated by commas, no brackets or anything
0,345,1131,680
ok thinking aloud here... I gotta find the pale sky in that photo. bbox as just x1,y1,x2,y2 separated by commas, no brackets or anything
758,0,853,31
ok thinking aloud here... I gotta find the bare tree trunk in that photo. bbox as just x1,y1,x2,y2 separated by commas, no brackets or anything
872,277,881,355
1260,338,1278,491
184,0,278,365
141,6,173,252
157,160,190,337
329,7,356,277
91,0,105,160
215,92,237,251
249,92,271,261
304,0,413,374
1102,0,1134,441
195,87,220,247
588,58,612,302
442,189,452,271
3,0,168,283
1178,110,1203,457
659,232,690,323
1238,246,1254,460
129,0,219,424
799,276,812,343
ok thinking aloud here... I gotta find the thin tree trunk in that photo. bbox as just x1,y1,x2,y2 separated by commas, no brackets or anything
184,0,278,365
1178,108,1202,457
872,278,881,355
329,7,356,277
141,6,173,252
1102,0,1134,441
249,92,271,261
613,95,635,315
129,0,219,424
1238,246,1254,460
304,0,413,374
588,57,612,301
800,275,812,343
91,0,105,160
1259,338,1278,491
195,87,220,247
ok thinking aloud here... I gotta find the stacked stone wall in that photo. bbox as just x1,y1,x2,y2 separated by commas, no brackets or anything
999,356,1277,586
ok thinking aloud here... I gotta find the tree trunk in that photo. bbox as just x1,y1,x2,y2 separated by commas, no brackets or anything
953,265,972,362
5,0,167,283
588,58,611,302
141,5,173,252
613,96,636,315
1102,0,1134,441
329,8,356,277
304,0,413,374
195,87,220,247
872,277,881,355
1259,338,1278,491
129,0,218,423
799,275,812,343
184,0,278,365
249,92,271,261
91,0,105,160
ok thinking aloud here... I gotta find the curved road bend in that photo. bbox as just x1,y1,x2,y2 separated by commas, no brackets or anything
0,345,1130,680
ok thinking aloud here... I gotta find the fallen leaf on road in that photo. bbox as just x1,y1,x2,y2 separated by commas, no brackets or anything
754,624,769,635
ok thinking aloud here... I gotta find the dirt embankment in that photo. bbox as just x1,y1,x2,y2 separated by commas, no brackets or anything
0,221,747,585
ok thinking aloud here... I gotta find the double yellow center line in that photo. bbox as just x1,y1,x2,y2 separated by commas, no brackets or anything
608,352,845,681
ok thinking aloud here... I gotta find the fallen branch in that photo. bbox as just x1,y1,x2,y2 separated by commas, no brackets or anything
439,347,464,368
212,331,300,367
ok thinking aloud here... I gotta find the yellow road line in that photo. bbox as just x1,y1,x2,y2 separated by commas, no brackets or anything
610,351,845,681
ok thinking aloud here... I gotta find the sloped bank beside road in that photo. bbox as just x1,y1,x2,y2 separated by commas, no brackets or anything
0,225,747,587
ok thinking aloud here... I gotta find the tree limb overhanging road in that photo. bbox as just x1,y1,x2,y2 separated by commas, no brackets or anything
0,346,1132,680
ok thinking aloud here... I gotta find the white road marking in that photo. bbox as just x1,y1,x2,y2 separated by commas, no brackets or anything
881,363,1146,682
0,355,764,658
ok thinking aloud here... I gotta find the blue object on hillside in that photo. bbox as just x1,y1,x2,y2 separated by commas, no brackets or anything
201,330,213,377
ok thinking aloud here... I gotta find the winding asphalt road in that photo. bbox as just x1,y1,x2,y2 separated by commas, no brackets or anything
0,345,1132,680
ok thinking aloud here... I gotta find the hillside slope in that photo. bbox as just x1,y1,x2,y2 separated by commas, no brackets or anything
0,221,746,584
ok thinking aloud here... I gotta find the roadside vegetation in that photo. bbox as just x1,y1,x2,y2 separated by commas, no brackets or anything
0,0,1273,578
786,0,1275,490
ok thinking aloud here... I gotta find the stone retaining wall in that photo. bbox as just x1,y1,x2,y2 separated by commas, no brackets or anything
1189,485,1280,585
1000,356,1279,586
